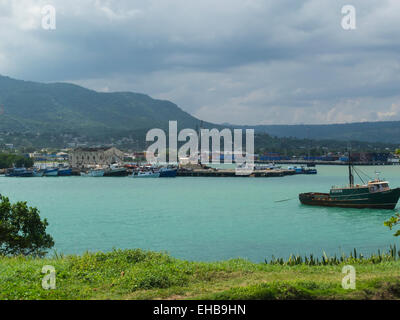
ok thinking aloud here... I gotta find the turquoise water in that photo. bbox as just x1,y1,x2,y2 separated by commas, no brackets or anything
1,165,399,262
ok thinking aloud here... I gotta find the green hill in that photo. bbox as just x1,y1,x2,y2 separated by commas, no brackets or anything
0,74,208,135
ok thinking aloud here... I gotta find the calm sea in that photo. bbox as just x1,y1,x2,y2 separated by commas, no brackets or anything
1,165,399,262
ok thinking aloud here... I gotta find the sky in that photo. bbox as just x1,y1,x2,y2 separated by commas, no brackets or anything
0,0,400,125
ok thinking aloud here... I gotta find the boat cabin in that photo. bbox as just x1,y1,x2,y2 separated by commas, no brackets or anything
367,180,390,193
329,179,390,197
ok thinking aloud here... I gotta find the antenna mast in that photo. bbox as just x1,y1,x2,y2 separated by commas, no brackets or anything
348,150,354,187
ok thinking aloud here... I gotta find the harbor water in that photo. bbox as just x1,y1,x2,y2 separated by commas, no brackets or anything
1,165,399,262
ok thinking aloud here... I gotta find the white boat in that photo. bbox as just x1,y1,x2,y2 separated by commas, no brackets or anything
131,171,160,178
80,169,105,177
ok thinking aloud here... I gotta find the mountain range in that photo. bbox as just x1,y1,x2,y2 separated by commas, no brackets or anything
0,74,399,145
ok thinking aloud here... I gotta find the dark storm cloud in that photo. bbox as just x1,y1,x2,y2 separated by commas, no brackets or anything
0,0,399,124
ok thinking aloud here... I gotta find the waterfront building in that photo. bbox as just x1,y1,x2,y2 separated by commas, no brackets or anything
69,147,124,168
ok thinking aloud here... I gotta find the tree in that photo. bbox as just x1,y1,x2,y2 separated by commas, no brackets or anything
0,153,34,169
384,213,400,237
0,196,54,257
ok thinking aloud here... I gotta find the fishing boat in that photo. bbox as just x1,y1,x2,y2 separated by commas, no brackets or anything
58,167,72,176
44,168,59,176
299,155,400,209
6,167,33,177
288,166,304,174
131,169,160,178
33,169,45,177
303,167,317,174
104,164,128,177
288,166,317,174
80,169,105,177
159,167,177,178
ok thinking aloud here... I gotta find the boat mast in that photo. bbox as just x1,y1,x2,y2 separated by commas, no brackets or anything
348,150,354,187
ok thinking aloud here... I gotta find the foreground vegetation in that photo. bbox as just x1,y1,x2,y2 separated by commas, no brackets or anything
1,248,400,300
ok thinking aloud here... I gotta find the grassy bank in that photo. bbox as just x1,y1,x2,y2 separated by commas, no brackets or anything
1,249,400,300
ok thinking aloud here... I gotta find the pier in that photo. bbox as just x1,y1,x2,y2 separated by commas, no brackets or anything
255,160,393,166
177,168,296,177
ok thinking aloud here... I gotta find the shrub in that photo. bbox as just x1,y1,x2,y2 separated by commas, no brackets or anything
0,196,54,257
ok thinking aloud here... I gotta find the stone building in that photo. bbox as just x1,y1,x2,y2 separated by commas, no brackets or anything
69,147,124,168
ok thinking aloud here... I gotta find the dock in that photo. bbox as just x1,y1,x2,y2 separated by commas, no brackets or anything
177,168,296,177
256,160,392,166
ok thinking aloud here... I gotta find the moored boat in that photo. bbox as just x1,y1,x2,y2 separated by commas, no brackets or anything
131,170,160,178
6,167,33,177
303,167,317,174
44,168,59,176
80,169,105,177
299,154,400,209
288,166,304,174
58,167,72,176
288,166,317,174
33,169,45,177
159,167,177,178
104,164,128,177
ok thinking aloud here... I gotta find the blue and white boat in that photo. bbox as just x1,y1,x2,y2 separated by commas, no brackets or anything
58,167,72,176
44,168,59,176
288,166,317,174
131,170,160,178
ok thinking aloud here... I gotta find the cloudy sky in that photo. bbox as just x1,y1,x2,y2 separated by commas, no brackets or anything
0,0,399,125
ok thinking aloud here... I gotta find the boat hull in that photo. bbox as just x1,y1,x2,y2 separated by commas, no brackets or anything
58,168,72,176
299,188,400,209
131,172,160,178
33,170,45,177
81,170,105,177
159,168,177,177
44,169,59,176
104,168,128,177
6,170,33,177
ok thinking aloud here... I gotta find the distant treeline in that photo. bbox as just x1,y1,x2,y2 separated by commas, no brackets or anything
254,133,397,156
1,130,397,155
0,153,34,169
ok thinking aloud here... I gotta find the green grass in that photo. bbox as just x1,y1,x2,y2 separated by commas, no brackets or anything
1,248,400,300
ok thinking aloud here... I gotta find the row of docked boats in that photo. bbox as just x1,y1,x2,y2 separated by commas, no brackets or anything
80,164,128,177
132,167,177,178
5,166,72,177
79,166,178,178
3,164,178,178
253,163,317,174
